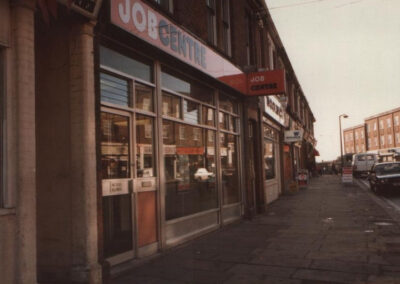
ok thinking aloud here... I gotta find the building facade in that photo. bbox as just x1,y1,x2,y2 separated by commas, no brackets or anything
0,0,316,283
343,107,400,156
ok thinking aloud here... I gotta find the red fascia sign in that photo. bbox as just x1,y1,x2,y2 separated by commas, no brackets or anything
219,69,286,97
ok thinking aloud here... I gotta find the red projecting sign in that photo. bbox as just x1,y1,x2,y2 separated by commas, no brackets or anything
219,69,286,97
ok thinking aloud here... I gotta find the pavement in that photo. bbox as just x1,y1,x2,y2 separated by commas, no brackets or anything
112,175,400,284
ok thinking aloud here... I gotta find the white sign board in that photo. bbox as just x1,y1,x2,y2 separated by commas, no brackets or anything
284,130,304,143
264,96,285,126
102,179,130,196
342,167,353,183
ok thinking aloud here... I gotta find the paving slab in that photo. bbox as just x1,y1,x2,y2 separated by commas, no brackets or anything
112,176,400,284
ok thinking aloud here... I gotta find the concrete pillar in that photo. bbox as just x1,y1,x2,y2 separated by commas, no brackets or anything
68,21,102,283
10,1,37,283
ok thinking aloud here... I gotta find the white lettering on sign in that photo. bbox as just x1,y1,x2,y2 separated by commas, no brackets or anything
250,75,265,83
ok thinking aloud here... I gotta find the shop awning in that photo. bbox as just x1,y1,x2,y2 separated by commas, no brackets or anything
313,149,320,156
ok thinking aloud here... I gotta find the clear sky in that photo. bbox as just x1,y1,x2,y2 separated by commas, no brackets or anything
265,0,400,162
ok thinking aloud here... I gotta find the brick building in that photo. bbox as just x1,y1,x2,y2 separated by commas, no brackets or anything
343,107,400,155
0,0,317,283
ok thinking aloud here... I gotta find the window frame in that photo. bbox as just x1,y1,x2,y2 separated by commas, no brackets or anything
206,0,217,45
221,0,231,56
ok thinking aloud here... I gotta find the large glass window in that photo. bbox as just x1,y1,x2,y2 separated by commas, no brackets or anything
136,114,155,178
164,120,217,220
264,124,277,180
101,113,130,179
100,72,130,107
100,46,152,83
220,133,239,204
161,69,214,105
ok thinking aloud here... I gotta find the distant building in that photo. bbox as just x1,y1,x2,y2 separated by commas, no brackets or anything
343,107,400,155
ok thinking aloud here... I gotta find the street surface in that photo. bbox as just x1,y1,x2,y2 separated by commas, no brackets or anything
356,177,400,216
113,176,400,284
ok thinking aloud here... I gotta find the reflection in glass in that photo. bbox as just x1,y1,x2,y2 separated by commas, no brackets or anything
219,93,238,114
220,133,240,205
136,83,153,112
183,100,200,124
161,69,214,105
100,46,152,82
136,115,155,178
163,120,217,220
103,194,133,258
100,73,129,107
101,112,130,179
202,106,215,126
162,93,181,118
264,140,276,180
219,112,229,130
229,116,237,132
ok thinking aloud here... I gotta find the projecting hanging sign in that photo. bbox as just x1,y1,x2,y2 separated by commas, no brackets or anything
284,130,304,143
247,70,286,96
219,69,287,97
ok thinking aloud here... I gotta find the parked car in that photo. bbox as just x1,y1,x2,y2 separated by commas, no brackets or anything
352,153,378,177
368,162,400,195
194,168,215,181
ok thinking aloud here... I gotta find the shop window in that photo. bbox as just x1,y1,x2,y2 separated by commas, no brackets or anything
162,93,181,119
100,72,130,107
219,93,238,114
163,120,217,220
264,140,275,179
161,69,214,105
206,0,217,45
221,0,231,56
219,112,228,130
100,46,152,83
101,112,130,179
220,133,239,205
183,100,200,124
202,106,215,126
136,114,155,178
135,83,153,112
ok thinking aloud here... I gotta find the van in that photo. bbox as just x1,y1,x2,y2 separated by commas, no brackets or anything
352,153,378,177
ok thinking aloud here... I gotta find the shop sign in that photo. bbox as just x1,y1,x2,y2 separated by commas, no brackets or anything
284,130,303,143
111,0,243,87
264,96,285,126
163,145,176,155
247,70,286,96
342,167,353,183
58,0,103,19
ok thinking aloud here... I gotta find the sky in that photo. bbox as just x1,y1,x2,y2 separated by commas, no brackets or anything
265,0,400,162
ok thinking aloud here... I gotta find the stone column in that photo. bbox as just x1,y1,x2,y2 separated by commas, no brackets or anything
69,21,102,283
10,1,37,283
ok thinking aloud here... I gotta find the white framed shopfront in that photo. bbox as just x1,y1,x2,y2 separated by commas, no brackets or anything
97,39,245,265
262,117,282,204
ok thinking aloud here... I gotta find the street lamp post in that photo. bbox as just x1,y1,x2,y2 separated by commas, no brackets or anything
339,114,349,174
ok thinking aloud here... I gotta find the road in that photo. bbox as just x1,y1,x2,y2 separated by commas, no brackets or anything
355,177,400,214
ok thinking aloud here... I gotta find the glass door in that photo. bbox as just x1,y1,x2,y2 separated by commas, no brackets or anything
101,111,134,261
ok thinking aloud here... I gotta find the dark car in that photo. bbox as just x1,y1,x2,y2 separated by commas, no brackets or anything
368,162,400,194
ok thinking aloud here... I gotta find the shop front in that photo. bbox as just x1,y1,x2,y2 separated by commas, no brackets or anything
262,96,285,204
98,0,245,266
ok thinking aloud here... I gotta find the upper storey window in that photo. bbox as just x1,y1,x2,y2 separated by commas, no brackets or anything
221,0,231,56
154,0,173,13
206,0,217,45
